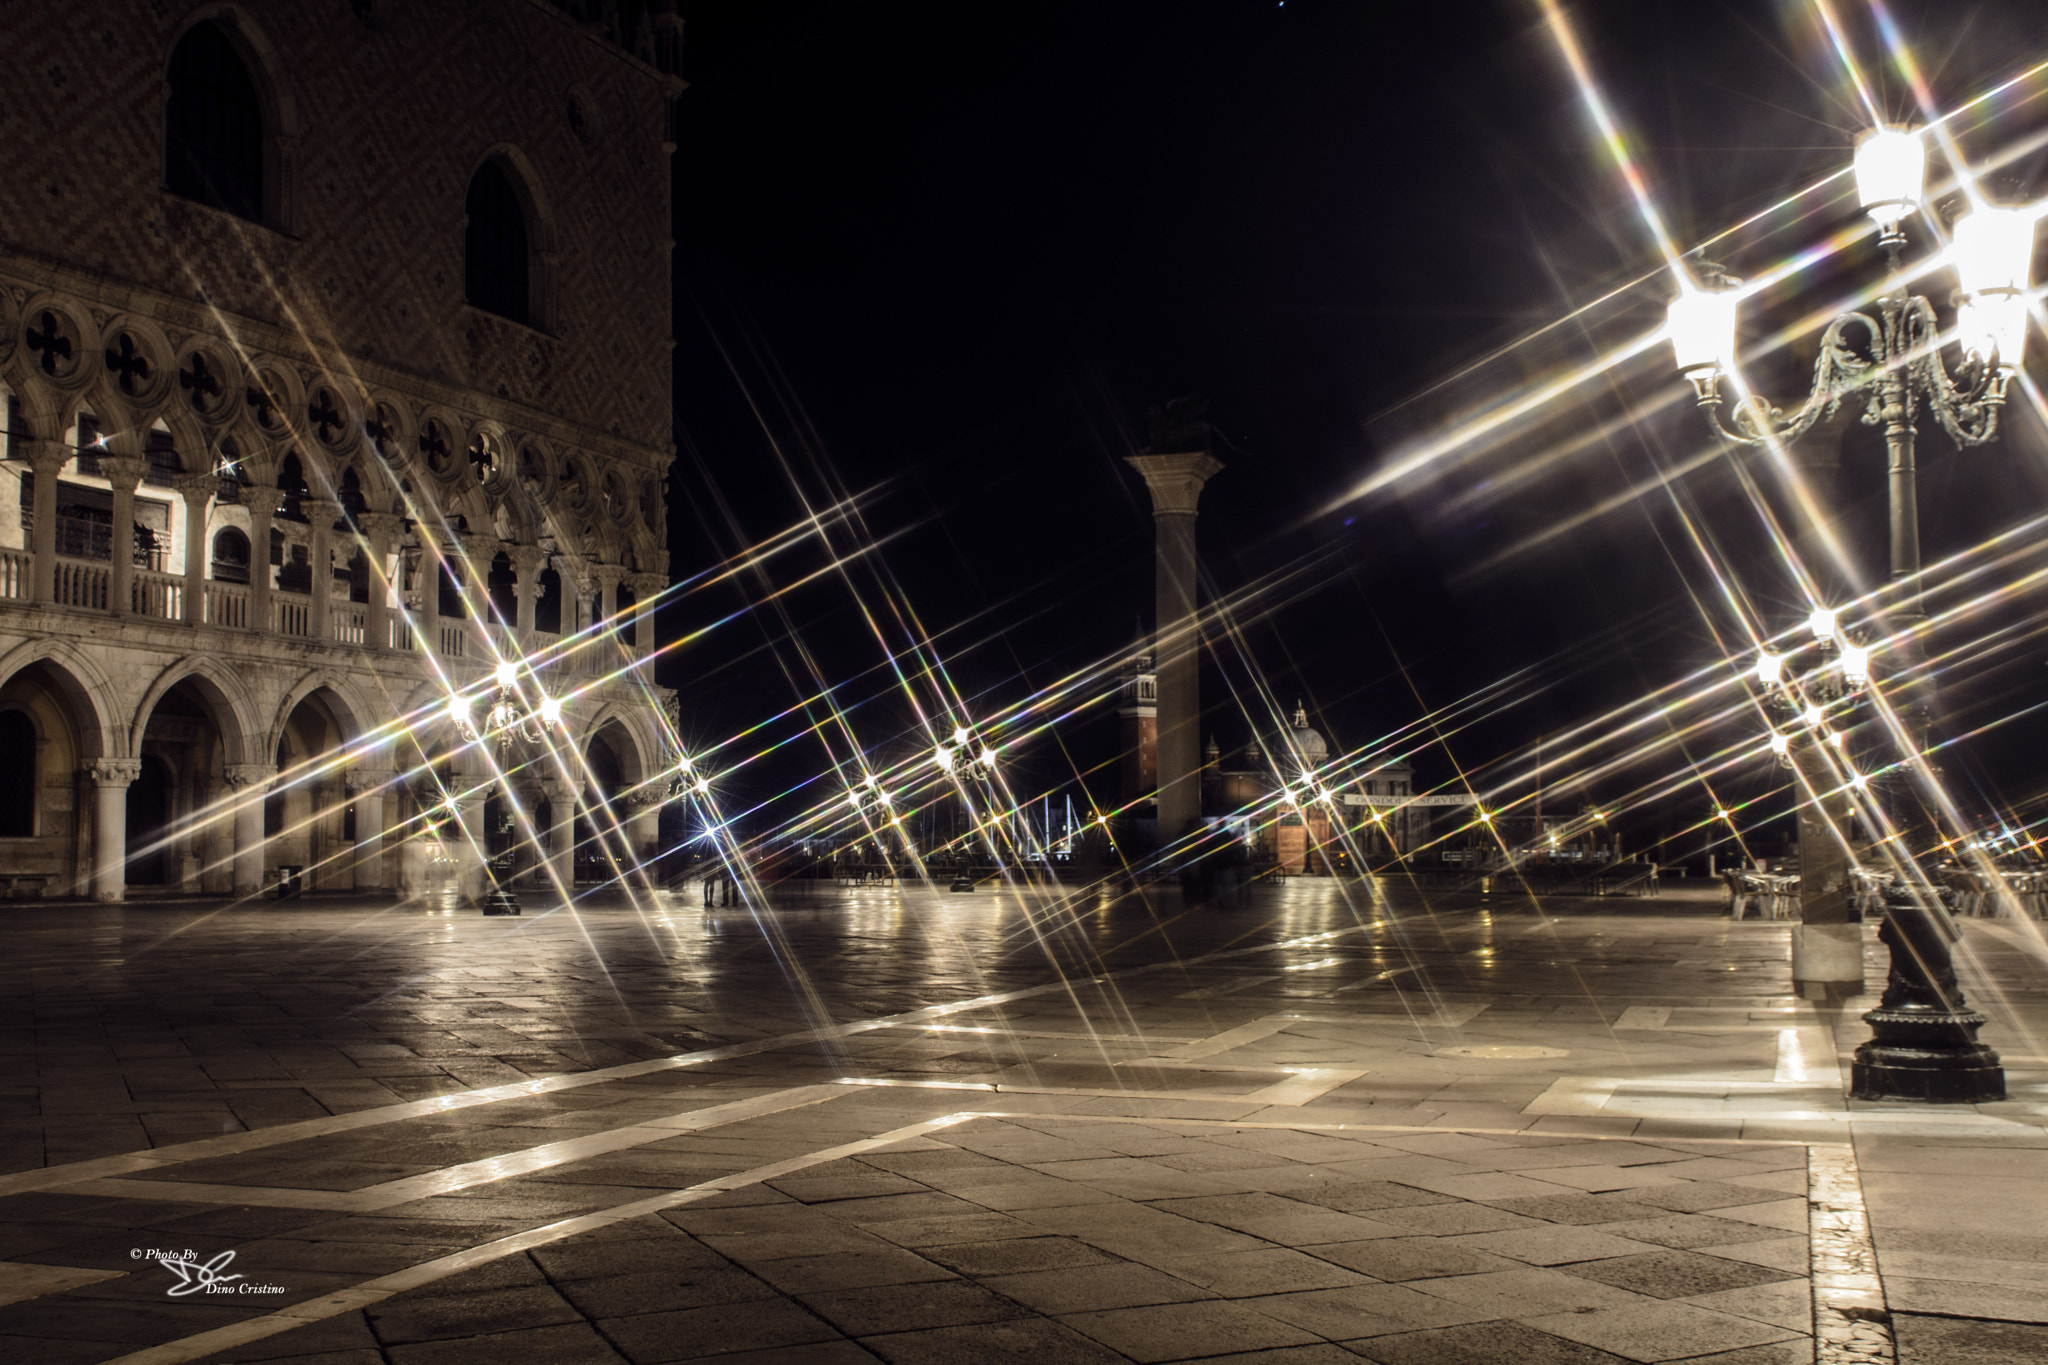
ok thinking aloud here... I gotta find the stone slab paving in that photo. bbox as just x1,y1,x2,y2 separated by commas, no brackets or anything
0,879,2033,1361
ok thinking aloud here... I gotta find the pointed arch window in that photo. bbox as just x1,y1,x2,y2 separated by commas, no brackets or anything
166,21,265,222
465,161,531,325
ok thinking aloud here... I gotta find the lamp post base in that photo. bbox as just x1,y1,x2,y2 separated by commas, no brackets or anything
481,888,522,916
1850,1007,2004,1102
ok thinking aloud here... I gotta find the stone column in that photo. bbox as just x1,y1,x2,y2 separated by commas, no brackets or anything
418,537,443,657
346,768,392,893
594,563,624,643
224,763,274,895
27,441,66,605
102,456,148,616
245,487,276,635
356,513,403,650
172,472,214,626
1124,451,1224,848
553,555,588,633
301,498,343,641
511,545,549,643
88,759,141,902
624,790,664,891
543,780,577,894
627,573,665,662
459,532,498,649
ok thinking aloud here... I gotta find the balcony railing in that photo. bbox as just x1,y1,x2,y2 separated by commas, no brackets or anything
0,552,628,676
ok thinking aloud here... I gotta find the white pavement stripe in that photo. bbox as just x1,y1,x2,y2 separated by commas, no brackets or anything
1241,1068,1368,1105
1330,965,1423,993
1774,1027,1843,1086
1429,1004,1491,1028
0,926,1381,1200
61,1086,852,1212
1615,1006,1672,1029
103,1112,982,1365
1159,1019,1294,1060
873,1024,1201,1044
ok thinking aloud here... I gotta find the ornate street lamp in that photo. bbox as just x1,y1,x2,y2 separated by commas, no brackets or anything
446,658,563,915
1746,610,2004,1100
935,721,1001,891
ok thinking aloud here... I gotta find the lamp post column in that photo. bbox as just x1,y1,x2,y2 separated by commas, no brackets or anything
1124,451,1223,849
173,472,214,626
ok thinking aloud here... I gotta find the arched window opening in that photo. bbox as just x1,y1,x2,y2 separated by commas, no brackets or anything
465,161,530,324
488,551,517,625
437,559,465,619
616,579,637,647
0,711,35,837
338,468,366,528
277,452,308,523
166,21,264,222
210,528,251,583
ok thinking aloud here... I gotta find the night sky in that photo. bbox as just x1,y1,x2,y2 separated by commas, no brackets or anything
657,0,2048,852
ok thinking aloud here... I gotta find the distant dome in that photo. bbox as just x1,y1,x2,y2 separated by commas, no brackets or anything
1288,703,1329,765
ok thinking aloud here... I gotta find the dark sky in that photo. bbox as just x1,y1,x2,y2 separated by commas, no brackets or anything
657,0,2048,848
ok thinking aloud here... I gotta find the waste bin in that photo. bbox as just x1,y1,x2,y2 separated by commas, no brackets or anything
273,865,303,899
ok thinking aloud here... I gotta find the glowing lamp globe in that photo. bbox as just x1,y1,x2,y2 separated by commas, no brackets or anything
934,745,956,772
1666,285,1738,375
1853,126,1924,228
1840,644,1872,687
494,660,518,688
1803,702,1825,728
1953,207,2034,299
978,745,997,769
539,694,563,726
1769,732,1790,757
1957,296,2027,369
446,693,471,725
1755,651,1783,686
1808,606,1838,641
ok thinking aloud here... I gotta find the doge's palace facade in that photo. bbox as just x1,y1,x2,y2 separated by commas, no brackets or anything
0,1,684,902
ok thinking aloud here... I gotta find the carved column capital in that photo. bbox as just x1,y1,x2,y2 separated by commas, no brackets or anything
243,486,280,522
622,788,667,813
626,572,668,597
86,759,143,787
99,455,148,493
301,497,345,526
344,768,396,795
592,563,626,593
223,763,278,791
355,512,405,547
551,553,589,585
510,544,551,575
171,470,217,503
24,439,71,476
1124,453,1224,517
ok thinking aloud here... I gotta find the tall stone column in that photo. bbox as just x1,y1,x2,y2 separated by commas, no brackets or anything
27,441,66,605
302,498,343,641
627,572,665,662
595,563,623,641
245,488,276,635
543,780,577,895
102,456,148,615
173,472,214,625
553,555,588,636
224,763,274,895
356,513,403,650
418,538,443,657
88,759,141,902
346,768,392,893
1124,451,1224,847
511,545,549,643
459,532,498,650
624,790,664,891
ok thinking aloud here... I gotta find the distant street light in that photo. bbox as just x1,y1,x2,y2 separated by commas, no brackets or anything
444,656,563,916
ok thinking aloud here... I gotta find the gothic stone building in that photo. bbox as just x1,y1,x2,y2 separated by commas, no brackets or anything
0,1,683,901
